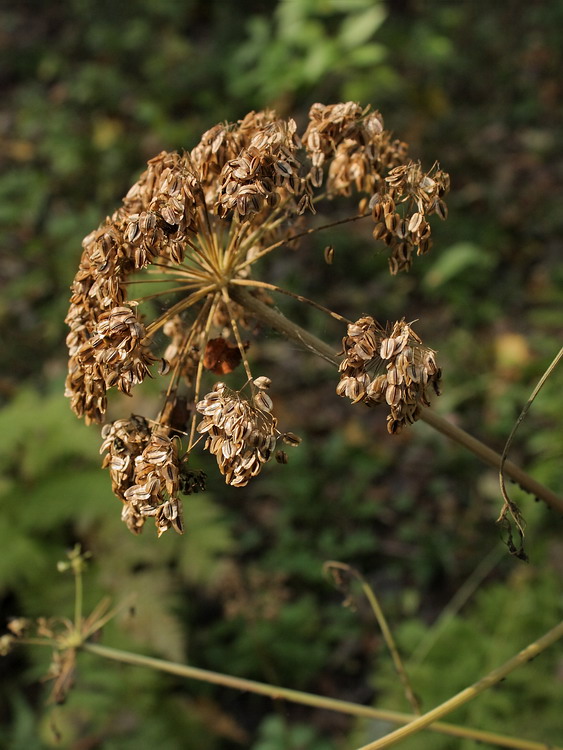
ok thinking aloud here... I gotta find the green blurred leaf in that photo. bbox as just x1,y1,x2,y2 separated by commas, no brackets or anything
424,242,492,289
339,4,386,49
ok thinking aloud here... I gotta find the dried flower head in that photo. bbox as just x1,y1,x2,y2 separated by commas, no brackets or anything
196,381,281,487
65,102,447,535
337,316,441,433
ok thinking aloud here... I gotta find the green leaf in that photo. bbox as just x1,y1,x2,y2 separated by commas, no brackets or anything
424,242,493,289
339,5,386,49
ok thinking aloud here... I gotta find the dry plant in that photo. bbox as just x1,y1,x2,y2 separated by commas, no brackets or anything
4,101,550,747
64,100,561,541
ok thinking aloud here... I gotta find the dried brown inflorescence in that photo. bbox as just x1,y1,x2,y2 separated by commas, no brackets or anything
337,316,441,434
196,380,279,487
65,102,447,535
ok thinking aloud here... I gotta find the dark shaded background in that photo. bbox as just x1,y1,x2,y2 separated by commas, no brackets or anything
1,1,562,747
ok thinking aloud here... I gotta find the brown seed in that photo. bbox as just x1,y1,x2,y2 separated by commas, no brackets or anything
434,199,448,220
385,212,400,233
372,222,387,240
371,202,383,221
310,165,323,187
254,391,273,412
385,383,401,406
408,212,423,233
282,432,301,447
275,160,292,177
324,245,335,264
380,338,396,359
396,219,409,239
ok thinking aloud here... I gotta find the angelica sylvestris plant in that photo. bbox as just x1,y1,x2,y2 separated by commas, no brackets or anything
65,102,449,536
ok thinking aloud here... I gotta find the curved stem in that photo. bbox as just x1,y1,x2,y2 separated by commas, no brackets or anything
81,642,562,750
228,285,563,515
236,212,371,273
498,346,563,537
187,292,221,451
231,278,351,324
354,619,563,750
325,562,421,715
221,290,253,383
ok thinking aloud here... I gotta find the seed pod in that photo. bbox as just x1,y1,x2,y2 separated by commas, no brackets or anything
275,160,293,177
372,222,387,240
434,199,448,220
307,131,321,151
253,376,271,390
366,374,387,401
385,212,400,233
396,219,409,239
297,194,313,215
306,166,321,189
387,366,403,385
383,198,396,216
275,450,289,464
125,218,141,243
380,337,396,359
282,432,301,447
369,193,381,210
371,202,383,221
408,212,423,233
396,242,411,263
385,383,401,406
324,245,335,264
254,391,273,412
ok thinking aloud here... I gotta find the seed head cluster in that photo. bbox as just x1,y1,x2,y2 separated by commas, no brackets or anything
196,379,293,487
337,317,441,434
65,102,448,535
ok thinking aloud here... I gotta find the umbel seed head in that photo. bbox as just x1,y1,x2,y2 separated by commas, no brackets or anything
65,102,447,535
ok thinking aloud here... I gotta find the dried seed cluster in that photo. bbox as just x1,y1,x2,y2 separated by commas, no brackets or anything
303,102,407,196
196,381,281,487
337,317,441,434
216,115,314,219
65,102,447,535
372,161,450,274
100,416,186,536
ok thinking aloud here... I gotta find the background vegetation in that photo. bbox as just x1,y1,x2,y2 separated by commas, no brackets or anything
1,0,562,747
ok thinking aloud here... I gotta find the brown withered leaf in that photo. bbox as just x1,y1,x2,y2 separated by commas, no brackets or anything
203,338,247,375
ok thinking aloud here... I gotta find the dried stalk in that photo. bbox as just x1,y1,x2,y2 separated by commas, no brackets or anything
82,642,560,750
354,619,563,750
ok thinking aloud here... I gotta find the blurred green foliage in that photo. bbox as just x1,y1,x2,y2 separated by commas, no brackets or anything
2,0,563,748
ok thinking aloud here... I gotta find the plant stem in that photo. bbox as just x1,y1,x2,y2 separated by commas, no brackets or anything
353,619,563,750
325,562,421,715
82,642,562,750
498,346,563,540
74,565,82,630
228,285,563,516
